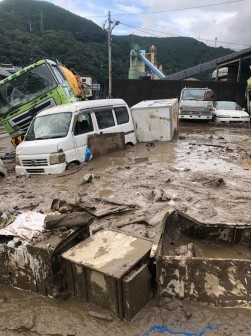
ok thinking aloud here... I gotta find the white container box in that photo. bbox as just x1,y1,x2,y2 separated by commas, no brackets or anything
130,99,179,142
61,229,153,320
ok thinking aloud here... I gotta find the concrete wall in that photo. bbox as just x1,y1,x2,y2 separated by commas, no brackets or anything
111,79,247,109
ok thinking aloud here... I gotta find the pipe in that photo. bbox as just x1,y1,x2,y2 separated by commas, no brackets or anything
138,52,166,79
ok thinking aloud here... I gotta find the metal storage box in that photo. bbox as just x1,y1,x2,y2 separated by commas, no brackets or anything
156,211,251,308
62,229,153,320
130,99,179,142
0,226,90,296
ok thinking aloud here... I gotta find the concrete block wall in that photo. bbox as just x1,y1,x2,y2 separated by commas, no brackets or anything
111,79,247,109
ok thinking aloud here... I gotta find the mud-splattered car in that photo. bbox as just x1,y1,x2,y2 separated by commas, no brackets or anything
0,159,7,177
213,101,250,123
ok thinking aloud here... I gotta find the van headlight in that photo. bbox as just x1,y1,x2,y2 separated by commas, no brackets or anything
50,152,66,165
16,155,21,166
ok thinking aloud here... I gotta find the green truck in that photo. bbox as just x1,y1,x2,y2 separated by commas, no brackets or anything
0,59,80,146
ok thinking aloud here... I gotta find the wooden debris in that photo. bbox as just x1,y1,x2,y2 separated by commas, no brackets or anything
45,212,94,230
88,310,113,322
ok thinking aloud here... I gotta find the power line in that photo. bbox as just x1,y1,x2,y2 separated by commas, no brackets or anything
119,22,250,48
88,0,245,18
120,23,179,38
120,23,163,38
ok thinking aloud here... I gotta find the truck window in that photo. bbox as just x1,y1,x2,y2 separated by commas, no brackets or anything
0,64,57,117
181,88,215,101
95,108,115,129
51,65,66,84
114,106,129,124
74,111,93,135
51,65,72,98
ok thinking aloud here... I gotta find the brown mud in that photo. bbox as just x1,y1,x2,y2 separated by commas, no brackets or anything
0,122,251,335
1,284,251,336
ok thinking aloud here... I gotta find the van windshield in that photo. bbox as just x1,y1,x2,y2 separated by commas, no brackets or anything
25,112,72,140
181,88,215,101
0,63,57,117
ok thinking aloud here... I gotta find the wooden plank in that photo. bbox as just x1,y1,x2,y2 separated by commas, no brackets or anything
88,133,125,158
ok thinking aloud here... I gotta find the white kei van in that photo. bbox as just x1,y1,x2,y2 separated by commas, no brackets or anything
15,99,136,175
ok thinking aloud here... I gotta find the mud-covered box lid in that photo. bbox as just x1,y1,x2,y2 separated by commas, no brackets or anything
62,229,152,279
130,99,178,110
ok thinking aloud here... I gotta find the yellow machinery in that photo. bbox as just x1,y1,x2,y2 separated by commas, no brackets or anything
60,66,86,100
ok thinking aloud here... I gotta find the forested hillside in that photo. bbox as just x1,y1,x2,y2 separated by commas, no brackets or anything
0,0,234,84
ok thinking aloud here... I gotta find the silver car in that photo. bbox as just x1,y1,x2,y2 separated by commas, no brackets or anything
0,159,7,177
213,101,250,124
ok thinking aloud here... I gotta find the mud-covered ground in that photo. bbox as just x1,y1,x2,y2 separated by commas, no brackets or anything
1,122,251,234
1,283,251,336
0,122,251,335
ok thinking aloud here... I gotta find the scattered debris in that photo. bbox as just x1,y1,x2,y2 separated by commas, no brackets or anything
157,211,251,308
146,142,155,147
88,310,113,322
174,243,195,257
0,124,251,332
45,212,94,230
134,156,149,164
81,173,94,184
0,211,45,240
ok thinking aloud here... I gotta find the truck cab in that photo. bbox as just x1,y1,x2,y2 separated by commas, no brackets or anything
0,59,80,147
179,87,215,120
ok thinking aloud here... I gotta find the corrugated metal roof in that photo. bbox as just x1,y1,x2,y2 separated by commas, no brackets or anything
164,47,251,80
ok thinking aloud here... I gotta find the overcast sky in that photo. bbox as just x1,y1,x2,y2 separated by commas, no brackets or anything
2,0,251,50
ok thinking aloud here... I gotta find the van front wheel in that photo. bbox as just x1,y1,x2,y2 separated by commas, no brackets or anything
66,162,80,170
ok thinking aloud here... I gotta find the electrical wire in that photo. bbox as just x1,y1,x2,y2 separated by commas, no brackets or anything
87,0,246,18
119,22,250,48
120,23,180,37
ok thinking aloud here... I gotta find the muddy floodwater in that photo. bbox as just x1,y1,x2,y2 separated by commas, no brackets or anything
0,122,251,335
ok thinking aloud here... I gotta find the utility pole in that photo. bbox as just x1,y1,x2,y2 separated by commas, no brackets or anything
28,22,32,33
108,11,112,98
104,12,120,99
40,10,44,34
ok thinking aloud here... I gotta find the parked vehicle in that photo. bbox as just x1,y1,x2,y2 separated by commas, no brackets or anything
213,101,250,124
0,159,7,177
179,87,215,120
15,99,136,175
0,59,85,147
